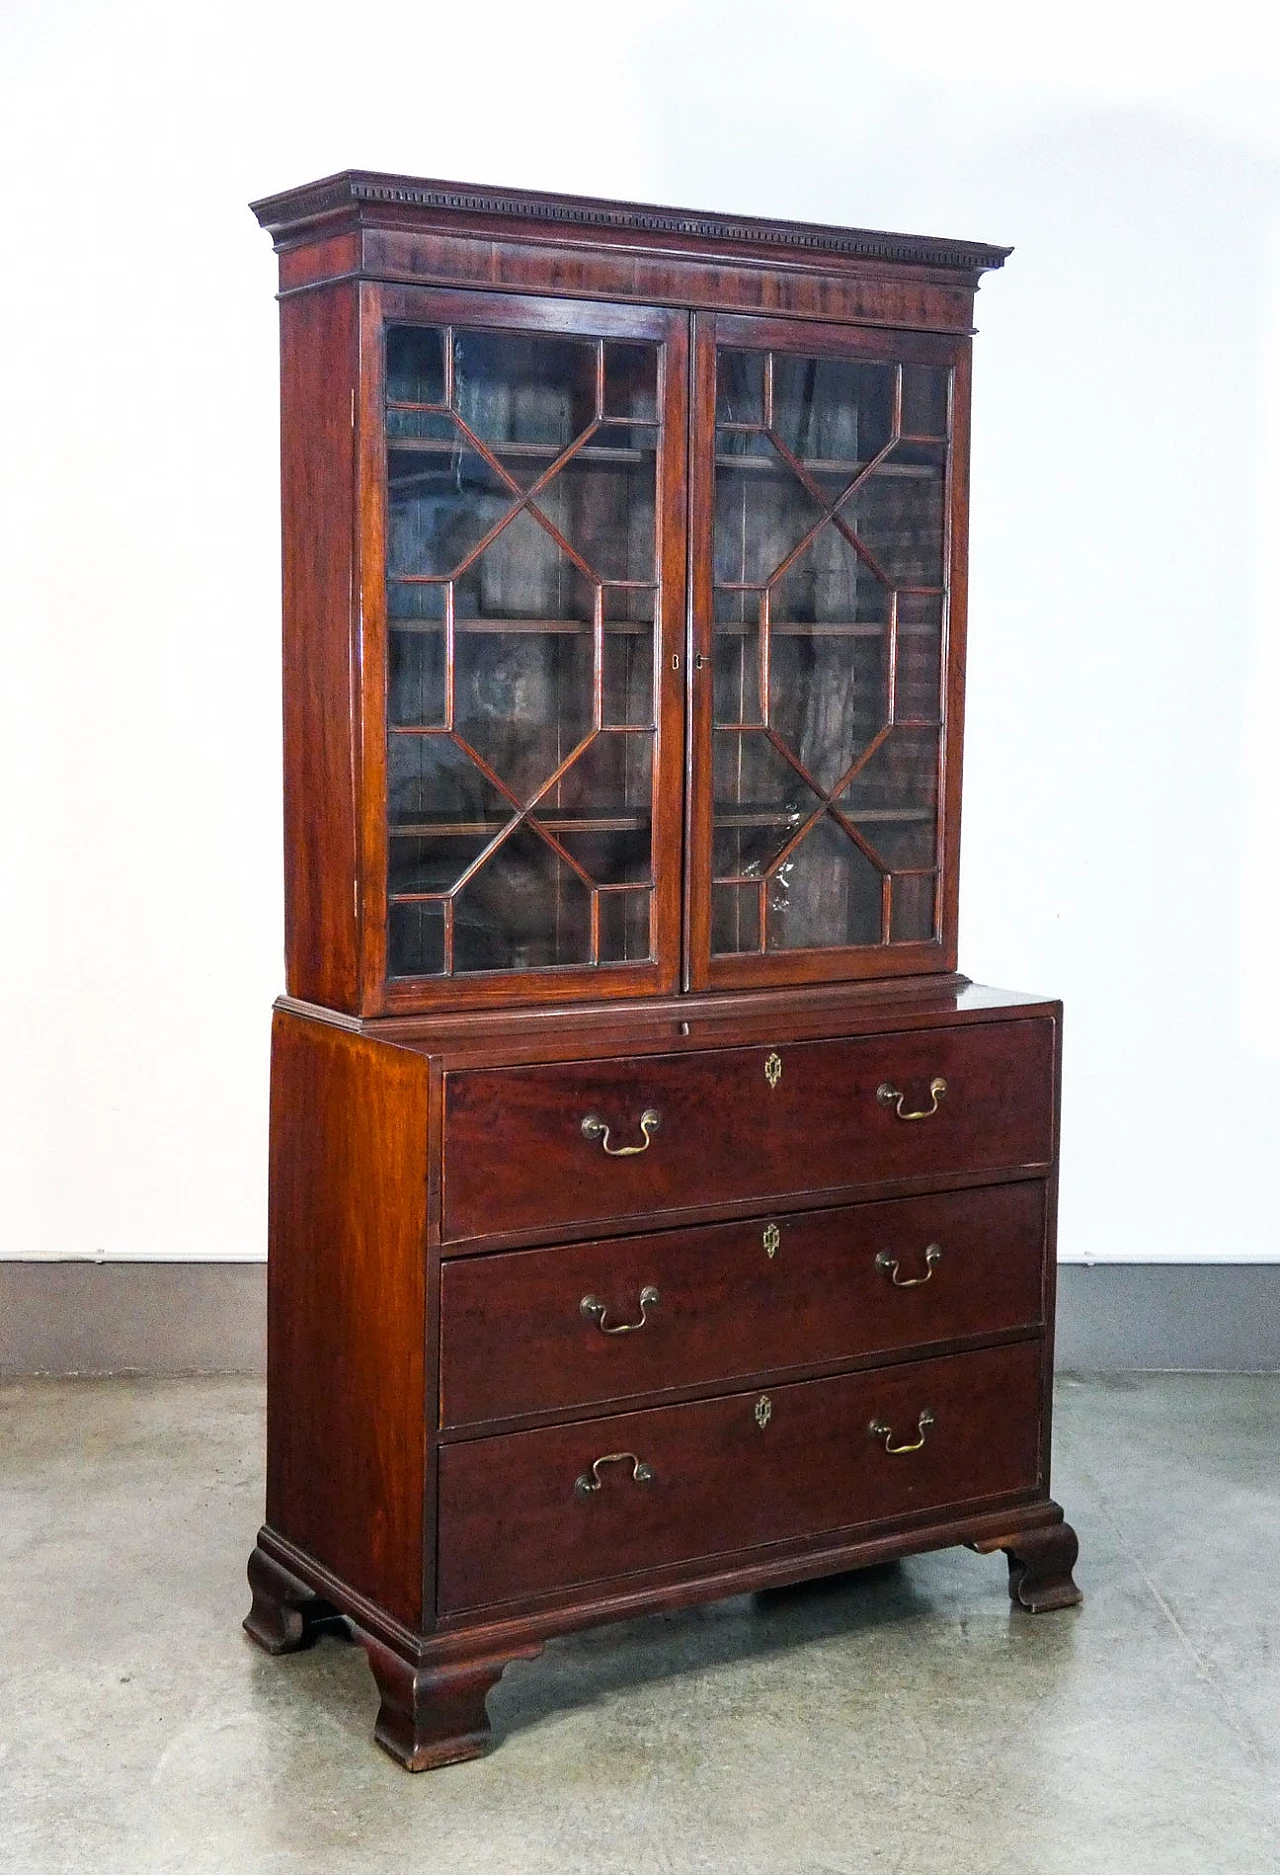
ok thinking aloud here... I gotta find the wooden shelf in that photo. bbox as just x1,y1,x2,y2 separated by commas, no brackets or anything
387,437,654,465
714,454,937,478
715,805,934,829
388,617,650,636
390,813,652,838
712,620,937,639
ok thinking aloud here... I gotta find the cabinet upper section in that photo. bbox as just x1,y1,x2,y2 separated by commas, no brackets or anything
255,175,1008,1018
251,170,1009,335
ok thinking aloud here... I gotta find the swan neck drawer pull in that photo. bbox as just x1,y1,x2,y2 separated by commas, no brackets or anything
875,1243,942,1288
877,1076,946,1121
580,1286,660,1334
869,1409,935,1455
581,1108,661,1156
574,1453,655,1499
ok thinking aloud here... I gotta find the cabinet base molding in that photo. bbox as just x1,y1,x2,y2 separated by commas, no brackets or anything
245,1502,1080,1770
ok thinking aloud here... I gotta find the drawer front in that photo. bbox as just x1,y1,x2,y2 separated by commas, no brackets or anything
436,1341,1042,1614
443,1018,1055,1242
439,1183,1046,1428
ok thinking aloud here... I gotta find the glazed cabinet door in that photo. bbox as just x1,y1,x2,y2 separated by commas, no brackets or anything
686,312,970,990
362,288,688,1013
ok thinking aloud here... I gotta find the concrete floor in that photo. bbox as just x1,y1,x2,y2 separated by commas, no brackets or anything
1,1376,1277,1875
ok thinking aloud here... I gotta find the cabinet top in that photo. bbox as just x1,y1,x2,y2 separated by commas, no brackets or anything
250,169,1012,279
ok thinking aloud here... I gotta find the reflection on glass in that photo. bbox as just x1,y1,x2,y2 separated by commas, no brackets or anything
770,815,882,950
711,342,950,957
383,323,664,978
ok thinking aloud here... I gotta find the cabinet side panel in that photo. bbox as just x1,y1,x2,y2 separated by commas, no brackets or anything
279,284,361,1010
266,1010,429,1630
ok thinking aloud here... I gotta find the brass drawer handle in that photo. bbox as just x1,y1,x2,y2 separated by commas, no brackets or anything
869,1409,935,1455
875,1243,942,1288
877,1076,946,1121
581,1108,661,1156
574,1452,655,1499
580,1286,660,1334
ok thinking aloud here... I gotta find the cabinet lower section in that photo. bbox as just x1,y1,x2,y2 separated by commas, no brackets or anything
249,984,1080,1769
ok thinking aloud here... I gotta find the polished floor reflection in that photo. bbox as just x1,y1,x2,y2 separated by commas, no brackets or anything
1,1373,1277,1874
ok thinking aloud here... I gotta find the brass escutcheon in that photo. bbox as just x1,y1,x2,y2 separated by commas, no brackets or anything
581,1108,661,1156
875,1243,942,1288
877,1077,946,1121
868,1408,935,1455
762,1222,781,1259
764,1051,783,1089
755,1394,772,1430
574,1452,655,1499
580,1286,660,1335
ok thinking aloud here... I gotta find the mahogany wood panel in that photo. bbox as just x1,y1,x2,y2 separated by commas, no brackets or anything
438,1182,1046,1428
442,1017,1055,1242
278,285,361,1009
266,1011,430,1628
436,1341,1042,1614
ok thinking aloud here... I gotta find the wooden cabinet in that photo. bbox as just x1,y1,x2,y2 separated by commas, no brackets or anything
243,172,1080,1771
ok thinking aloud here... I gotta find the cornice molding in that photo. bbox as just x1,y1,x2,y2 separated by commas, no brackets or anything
250,170,1011,275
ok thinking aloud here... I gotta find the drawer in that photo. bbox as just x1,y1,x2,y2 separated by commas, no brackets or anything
442,1018,1055,1242
437,1341,1042,1614
439,1183,1046,1427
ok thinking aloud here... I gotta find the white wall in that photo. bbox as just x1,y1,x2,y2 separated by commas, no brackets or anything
1,0,1277,1262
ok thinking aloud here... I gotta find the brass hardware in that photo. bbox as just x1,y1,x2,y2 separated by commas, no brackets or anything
764,1051,783,1089
762,1222,781,1259
580,1285,660,1334
875,1243,942,1288
574,1452,655,1499
877,1076,946,1121
868,1408,935,1454
694,652,709,670
671,653,680,670
581,1108,661,1156
754,1394,772,1429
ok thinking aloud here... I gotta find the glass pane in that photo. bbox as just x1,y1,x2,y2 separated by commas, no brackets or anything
452,825,590,973
387,733,514,831
890,873,937,944
453,628,593,801
602,628,654,729
716,350,765,426
387,434,512,579
901,365,950,439
896,593,943,723
712,590,762,727
388,902,445,977
713,731,819,878
714,458,823,587
386,326,445,405
453,330,596,449
712,882,760,956
768,629,887,792
839,728,939,869
539,451,656,583
388,624,446,728
452,506,595,624
769,815,882,949
772,357,894,465
849,443,946,587
599,888,652,963
603,343,658,422
771,521,889,628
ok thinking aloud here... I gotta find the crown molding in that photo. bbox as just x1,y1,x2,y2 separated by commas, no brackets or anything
250,170,1011,276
